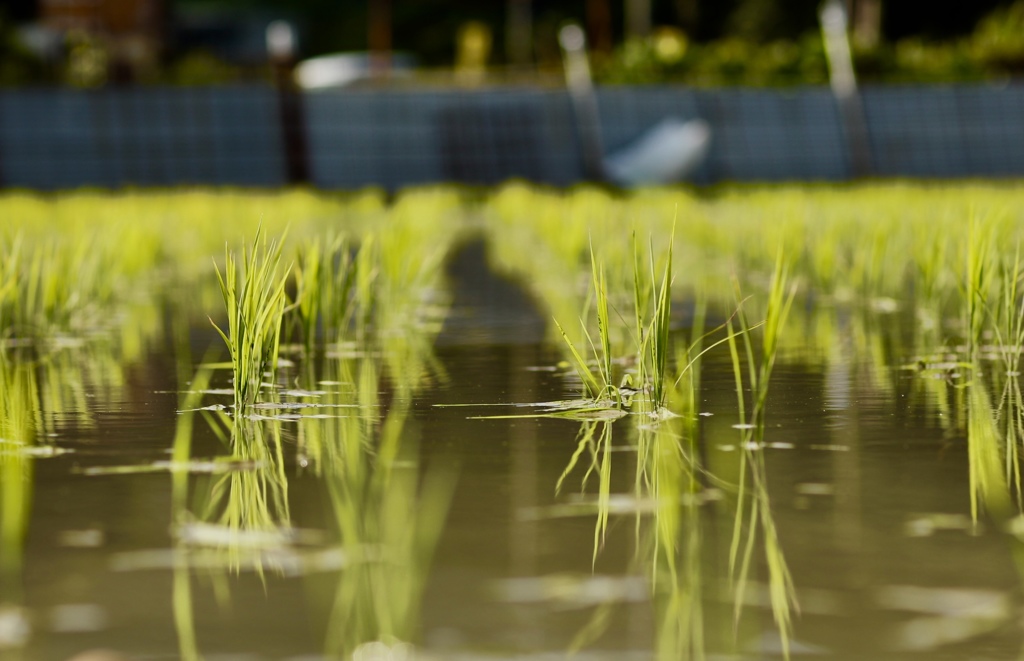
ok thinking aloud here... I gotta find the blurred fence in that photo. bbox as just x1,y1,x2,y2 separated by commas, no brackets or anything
1,83,1023,189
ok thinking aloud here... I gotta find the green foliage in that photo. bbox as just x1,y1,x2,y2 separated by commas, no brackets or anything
599,32,828,86
167,50,242,86
597,1,1024,86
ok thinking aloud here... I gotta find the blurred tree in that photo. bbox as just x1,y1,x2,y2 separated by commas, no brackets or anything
625,0,651,38
0,13,46,85
586,0,613,52
0,1,35,22
725,0,822,41
883,0,1009,40
506,0,533,67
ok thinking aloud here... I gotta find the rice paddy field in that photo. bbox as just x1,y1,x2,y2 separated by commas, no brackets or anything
3,182,1024,660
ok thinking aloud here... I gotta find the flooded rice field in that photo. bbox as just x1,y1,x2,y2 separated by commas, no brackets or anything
3,184,1024,660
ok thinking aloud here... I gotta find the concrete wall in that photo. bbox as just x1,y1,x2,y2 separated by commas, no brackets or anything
1,83,1022,189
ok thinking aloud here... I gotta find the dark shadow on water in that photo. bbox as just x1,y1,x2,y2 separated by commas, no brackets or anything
439,237,548,347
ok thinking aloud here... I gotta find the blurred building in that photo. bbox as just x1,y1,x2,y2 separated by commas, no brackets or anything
38,0,166,83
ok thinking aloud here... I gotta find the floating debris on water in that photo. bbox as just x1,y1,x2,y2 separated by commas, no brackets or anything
0,443,72,458
251,402,357,410
872,589,1007,618
109,546,350,576
58,529,105,548
519,490,722,520
795,483,835,496
352,641,417,661
875,585,1009,650
175,522,300,548
0,606,31,649
491,573,648,607
280,389,327,397
79,459,264,476
245,412,352,421
871,297,900,313
49,604,108,634
177,404,228,413
462,397,630,422
904,513,977,537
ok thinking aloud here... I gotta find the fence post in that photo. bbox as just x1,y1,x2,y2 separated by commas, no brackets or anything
267,21,310,185
820,0,872,178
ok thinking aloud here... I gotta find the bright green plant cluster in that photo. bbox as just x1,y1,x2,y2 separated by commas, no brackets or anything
213,228,291,410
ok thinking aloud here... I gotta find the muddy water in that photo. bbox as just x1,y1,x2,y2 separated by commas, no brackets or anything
2,244,1022,661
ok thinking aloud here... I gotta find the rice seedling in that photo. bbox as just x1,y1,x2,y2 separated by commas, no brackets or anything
631,227,676,414
212,226,292,411
554,244,617,403
724,252,799,660
290,233,357,352
557,302,731,659
964,215,997,359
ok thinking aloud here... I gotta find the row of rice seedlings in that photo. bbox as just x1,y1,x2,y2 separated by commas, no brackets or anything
8,182,1024,360
487,184,639,353
483,183,1024,373
0,233,116,336
0,188,382,342
290,233,356,353
285,188,462,355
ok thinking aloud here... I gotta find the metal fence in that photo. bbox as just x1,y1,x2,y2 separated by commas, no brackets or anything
1,82,1022,190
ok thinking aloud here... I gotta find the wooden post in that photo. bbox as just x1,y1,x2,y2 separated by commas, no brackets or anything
625,0,652,39
506,0,533,70
820,0,872,178
368,0,392,78
267,21,310,184
559,24,606,182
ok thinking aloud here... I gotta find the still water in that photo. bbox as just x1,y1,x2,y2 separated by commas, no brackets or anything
2,240,1022,661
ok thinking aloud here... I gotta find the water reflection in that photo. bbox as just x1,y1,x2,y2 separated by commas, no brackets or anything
160,265,456,660
0,352,38,655
13,186,1024,658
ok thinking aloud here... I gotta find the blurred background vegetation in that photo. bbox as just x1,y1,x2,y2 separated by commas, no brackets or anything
1,0,1024,86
